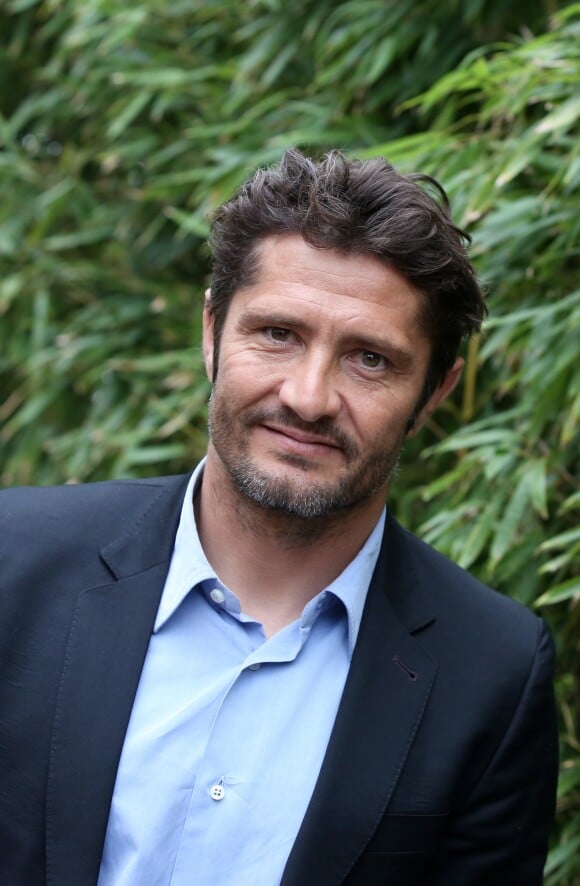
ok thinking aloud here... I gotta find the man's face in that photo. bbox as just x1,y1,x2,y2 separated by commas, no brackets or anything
203,234,461,519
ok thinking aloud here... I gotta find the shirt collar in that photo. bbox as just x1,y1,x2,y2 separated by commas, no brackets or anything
323,509,385,656
154,459,214,631
154,457,386,656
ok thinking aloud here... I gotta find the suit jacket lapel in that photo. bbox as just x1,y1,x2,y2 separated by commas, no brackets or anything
281,515,438,886
45,477,189,886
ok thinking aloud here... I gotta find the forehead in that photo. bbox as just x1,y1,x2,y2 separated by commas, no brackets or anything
231,233,427,341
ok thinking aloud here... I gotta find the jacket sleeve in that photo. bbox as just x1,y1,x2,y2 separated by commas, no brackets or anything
431,618,559,885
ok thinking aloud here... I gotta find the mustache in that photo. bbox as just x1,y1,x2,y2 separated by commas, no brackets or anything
246,407,359,459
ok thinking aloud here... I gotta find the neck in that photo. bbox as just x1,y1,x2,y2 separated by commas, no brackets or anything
195,450,385,635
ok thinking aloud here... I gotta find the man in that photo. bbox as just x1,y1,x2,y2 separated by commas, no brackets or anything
0,149,558,885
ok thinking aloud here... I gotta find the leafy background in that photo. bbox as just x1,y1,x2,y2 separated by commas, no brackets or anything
1,0,578,879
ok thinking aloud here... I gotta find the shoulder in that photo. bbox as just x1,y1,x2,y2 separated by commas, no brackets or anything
383,513,549,665
0,474,190,551
0,474,189,513
381,516,557,788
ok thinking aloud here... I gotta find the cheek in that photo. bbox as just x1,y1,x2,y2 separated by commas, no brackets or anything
216,350,282,402
347,389,415,442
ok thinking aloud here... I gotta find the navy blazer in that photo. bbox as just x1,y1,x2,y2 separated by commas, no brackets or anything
0,474,558,885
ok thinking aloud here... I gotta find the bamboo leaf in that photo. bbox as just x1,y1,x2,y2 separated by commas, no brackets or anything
540,527,580,552
526,459,549,520
489,471,532,565
535,577,580,607
535,95,580,135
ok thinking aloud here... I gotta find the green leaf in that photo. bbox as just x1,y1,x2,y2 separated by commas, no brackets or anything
107,92,152,140
526,459,548,520
534,95,580,135
535,577,580,607
489,471,532,565
540,527,580,552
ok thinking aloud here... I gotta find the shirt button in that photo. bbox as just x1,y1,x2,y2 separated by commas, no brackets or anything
210,588,225,605
209,784,225,801
248,663,261,671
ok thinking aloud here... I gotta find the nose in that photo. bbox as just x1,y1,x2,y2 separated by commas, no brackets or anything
278,354,341,422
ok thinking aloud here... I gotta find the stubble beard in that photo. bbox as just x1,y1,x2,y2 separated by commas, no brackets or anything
207,391,404,520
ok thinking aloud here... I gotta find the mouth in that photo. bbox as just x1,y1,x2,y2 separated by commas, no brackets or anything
259,422,343,457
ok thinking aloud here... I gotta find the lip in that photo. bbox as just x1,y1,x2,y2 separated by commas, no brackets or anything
259,423,342,455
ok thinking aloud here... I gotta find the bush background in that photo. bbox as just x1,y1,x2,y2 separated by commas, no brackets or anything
1,0,578,879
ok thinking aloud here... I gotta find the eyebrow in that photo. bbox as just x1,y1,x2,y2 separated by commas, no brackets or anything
239,310,302,330
237,308,415,368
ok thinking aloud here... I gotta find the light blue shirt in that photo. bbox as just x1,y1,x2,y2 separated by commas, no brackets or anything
98,461,385,886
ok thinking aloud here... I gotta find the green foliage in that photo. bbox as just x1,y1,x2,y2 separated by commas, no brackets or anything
365,9,580,880
1,0,578,879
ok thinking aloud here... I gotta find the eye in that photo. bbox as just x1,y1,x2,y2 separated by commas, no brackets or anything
266,326,292,342
358,350,387,370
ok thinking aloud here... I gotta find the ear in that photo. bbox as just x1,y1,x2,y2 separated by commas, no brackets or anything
202,288,214,382
407,358,464,438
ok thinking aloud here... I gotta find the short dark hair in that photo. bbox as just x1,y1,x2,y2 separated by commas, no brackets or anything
208,148,485,393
